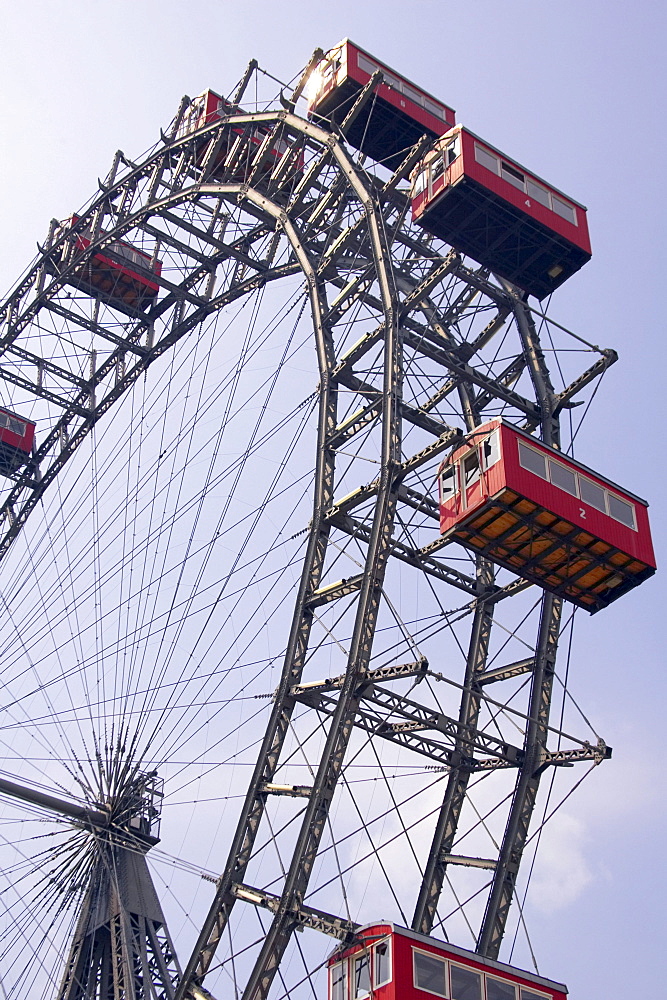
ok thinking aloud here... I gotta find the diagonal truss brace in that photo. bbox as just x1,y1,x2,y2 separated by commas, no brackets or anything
294,684,524,766
175,128,401,1000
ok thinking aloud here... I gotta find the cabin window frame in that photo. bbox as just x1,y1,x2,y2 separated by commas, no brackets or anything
485,974,518,1000
0,412,27,438
353,951,371,999
443,135,461,166
424,96,448,120
518,441,548,481
412,947,449,998
461,448,481,490
482,429,501,471
518,438,638,532
323,55,341,83
373,938,392,988
431,156,446,190
526,178,550,208
551,194,578,226
383,70,403,93
606,490,637,530
548,457,579,498
474,142,501,175
449,961,483,1000
439,465,457,505
578,475,607,514
330,959,349,1000
403,82,426,107
414,167,429,197
501,160,526,191
518,988,551,1000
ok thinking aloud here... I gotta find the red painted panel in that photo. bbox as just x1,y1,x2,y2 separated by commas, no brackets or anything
412,186,429,217
329,925,567,1000
345,41,455,134
202,89,230,125
92,250,161,291
439,422,508,530
458,129,591,254
411,129,591,259
438,418,655,570
0,409,34,454
68,216,162,291
309,40,455,136
498,423,655,566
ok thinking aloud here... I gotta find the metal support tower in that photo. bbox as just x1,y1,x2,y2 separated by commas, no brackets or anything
0,773,180,999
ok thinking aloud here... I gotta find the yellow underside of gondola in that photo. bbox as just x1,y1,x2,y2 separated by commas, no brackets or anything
73,261,156,310
450,489,649,610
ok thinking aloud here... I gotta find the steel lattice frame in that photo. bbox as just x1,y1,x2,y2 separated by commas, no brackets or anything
0,59,616,1000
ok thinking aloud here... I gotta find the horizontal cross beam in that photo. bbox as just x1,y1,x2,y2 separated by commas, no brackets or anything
332,512,478,595
478,658,535,685
0,774,107,827
290,658,428,696
231,883,358,941
295,686,523,766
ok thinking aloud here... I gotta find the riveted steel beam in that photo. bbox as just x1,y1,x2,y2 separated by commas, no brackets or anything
176,136,375,998
402,328,539,418
307,573,364,607
478,658,535,685
413,556,497,935
290,657,428,696
339,69,383,133
294,686,520,770
554,349,618,412
441,855,497,870
332,512,478,595
233,125,404,1000
231,883,358,941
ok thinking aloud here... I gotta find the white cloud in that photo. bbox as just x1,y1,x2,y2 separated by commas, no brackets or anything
528,811,592,914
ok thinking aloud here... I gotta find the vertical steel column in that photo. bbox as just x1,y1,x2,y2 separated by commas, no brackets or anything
476,593,561,958
476,293,563,958
56,847,180,1000
412,386,496,935
176,235,339,997
412,558,495,934
238,195,402,1000
510,293,560,450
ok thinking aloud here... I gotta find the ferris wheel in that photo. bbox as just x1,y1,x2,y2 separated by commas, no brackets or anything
0,41,653,1000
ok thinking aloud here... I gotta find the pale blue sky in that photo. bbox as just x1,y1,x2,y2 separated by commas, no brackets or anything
1,2,665,997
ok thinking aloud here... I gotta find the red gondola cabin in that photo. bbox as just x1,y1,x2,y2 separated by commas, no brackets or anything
329,924,567,1000
59,216,162,315
411,127,591,299
438,419,655,612
0,407,35,476
183,89,238,131
307,40,456,171
183,89,302,186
